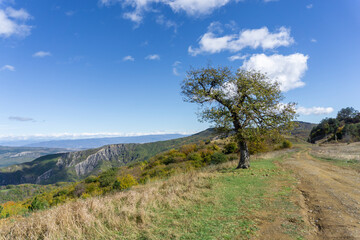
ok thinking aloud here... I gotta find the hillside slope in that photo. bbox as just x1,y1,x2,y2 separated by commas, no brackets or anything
0,129,215,186
0,148,311,240
0,146,71,168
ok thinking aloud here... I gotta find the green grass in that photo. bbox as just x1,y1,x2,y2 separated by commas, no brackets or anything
133,154,307,239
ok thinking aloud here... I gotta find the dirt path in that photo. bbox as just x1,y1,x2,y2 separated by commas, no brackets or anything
282,149,360,239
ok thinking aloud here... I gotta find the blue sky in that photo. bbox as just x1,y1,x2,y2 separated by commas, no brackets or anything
0,0,359,141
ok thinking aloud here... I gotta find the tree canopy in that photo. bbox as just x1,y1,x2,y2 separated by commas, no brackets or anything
181,66,297,168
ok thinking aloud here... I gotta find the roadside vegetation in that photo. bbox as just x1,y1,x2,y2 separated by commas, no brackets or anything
309,107,360,143
0,135,292,220
0,147,307,240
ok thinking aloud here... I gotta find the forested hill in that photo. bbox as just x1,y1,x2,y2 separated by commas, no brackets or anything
309,107,360,143
0,129,216,186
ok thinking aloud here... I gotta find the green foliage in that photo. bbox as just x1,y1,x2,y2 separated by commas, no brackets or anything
211,152,228,164
84,175,98,183
223,142,237,154
281,140,293,149
29,196,49,211
181,66,297,168
113,174,138,190
98,169,117,187
309,107,360,143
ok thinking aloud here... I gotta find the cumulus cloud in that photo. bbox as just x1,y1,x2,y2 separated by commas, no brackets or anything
100,0,231,24
241,53,309,92
9,116,35,122
0,7,32,38
33,51,52,58
145,54,160,60
297,107,334,115
123,55,135,61
0,64,15,71
189,25,294,56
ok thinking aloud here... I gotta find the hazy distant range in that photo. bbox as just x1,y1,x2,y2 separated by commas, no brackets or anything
0,134,188,149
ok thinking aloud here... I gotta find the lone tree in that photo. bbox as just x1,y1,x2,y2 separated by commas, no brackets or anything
181,66,297,169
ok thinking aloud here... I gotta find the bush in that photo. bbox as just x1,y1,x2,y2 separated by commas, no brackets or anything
113,174,138,191
281,139,292,149
223,142,237,154
29,197,49,211
73,183,86,197
84,175,98,183
180,144,197,155
210,152,227,164
98,169,117,187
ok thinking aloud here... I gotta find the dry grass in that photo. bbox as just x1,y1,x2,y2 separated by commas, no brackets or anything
310,142,360,161
0,171,214,240
0,149,296,240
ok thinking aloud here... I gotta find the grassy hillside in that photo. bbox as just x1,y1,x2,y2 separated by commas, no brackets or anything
290,121,317,140
0,129,217,186
0,146,70,168
0,148,308,239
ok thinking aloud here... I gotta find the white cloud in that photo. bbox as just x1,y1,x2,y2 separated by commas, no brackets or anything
189,25,294,56
156,15,178,32
33,51,52,58
145,54,160,60
172,61,181,76
228,54,248,61
0,7,32,38
306,4,313,9
310,38,317,43
5,7,31,20
100,0,231,24
0,131,193,141
241,53,309,92
297,106,334,115
123,55,135,61
0,64,15,71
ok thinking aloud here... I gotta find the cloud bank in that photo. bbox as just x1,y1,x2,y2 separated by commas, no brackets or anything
241,53,309,92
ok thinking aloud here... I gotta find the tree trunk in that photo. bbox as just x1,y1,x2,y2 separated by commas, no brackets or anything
237,141,250,169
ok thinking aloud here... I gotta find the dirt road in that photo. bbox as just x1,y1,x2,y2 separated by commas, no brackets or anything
282,149,360,239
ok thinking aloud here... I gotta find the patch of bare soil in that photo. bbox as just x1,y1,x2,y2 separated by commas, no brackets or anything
281,150,360,239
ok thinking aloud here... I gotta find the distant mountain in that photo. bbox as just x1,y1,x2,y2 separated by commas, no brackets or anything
23,134,187,149
0,146,71,168
290,121,317,140
0,129,216,186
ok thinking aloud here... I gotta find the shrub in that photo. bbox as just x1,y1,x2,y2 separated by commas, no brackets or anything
281,139,292,149
210,144,220,151
29,197,49,211
73,183,86,198
84,175,98,183
113,174,138,191
248,139,268,154
223,142,237,154
0,205,3,215
180,144,197,155
210,152,227,164
98,169,117,187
